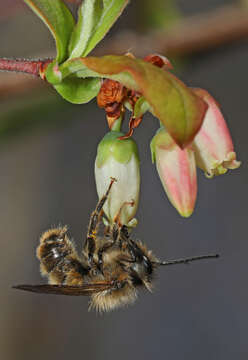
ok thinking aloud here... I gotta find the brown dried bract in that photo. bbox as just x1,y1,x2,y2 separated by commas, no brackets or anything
118,116,143,140
97,79,126,107
97,79,144,138
97,79,127,129
143,53,173,69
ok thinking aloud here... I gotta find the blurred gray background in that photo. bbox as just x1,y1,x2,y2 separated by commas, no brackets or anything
0,0,247,359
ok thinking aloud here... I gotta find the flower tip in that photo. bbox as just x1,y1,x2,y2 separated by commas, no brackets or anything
225,152,241,170
176,206,194,218
229,159,241,170
204,152,241,178
127,218,138,228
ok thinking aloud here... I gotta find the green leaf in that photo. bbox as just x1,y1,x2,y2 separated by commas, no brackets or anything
57,58,103,81
59,57,137,88
54,77,101,104
69,0,129,58
69,0,102,59
24,0,75,63
80,56,208,147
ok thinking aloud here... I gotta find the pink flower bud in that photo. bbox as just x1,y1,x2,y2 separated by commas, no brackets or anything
193,89,241,178
151,129,197,217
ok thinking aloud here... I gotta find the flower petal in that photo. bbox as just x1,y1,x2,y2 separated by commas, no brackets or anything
152,129,197,217
193,88,241,177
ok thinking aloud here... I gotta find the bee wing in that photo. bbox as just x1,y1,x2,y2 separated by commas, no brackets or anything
12,282,115,296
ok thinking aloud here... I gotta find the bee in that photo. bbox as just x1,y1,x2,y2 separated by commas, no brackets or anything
13,178,219,312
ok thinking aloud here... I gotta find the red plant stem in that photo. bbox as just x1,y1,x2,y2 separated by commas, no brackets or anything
0,58,52,78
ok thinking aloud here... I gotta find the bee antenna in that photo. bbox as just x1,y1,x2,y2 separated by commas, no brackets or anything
154,254,220,266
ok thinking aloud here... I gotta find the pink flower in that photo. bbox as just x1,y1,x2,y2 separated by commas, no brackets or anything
193,89,240,178
151,129,197,217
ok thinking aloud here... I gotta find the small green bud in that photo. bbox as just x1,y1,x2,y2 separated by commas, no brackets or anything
45,61,62,85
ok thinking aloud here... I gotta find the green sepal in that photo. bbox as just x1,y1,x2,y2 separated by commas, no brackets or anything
24,0,75,63
54,77,101,104
150,127,174,163
96,131,139,167
150,128,161,163
134,97,151,118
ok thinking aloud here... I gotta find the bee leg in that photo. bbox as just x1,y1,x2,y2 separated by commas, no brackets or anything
103,221,110,236
113,200,135,228
96,221,129,274
83,177,116,263
114,224,138,262
109,201,134,249
96,239,115,274
95,221,123,273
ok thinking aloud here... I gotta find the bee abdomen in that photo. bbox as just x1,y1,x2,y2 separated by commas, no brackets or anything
37,227,89,285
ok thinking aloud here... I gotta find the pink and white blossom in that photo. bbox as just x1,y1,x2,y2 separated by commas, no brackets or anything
193,88,240,178
151,129,197,217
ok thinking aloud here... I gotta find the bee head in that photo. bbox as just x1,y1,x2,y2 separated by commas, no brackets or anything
126,241,156,291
